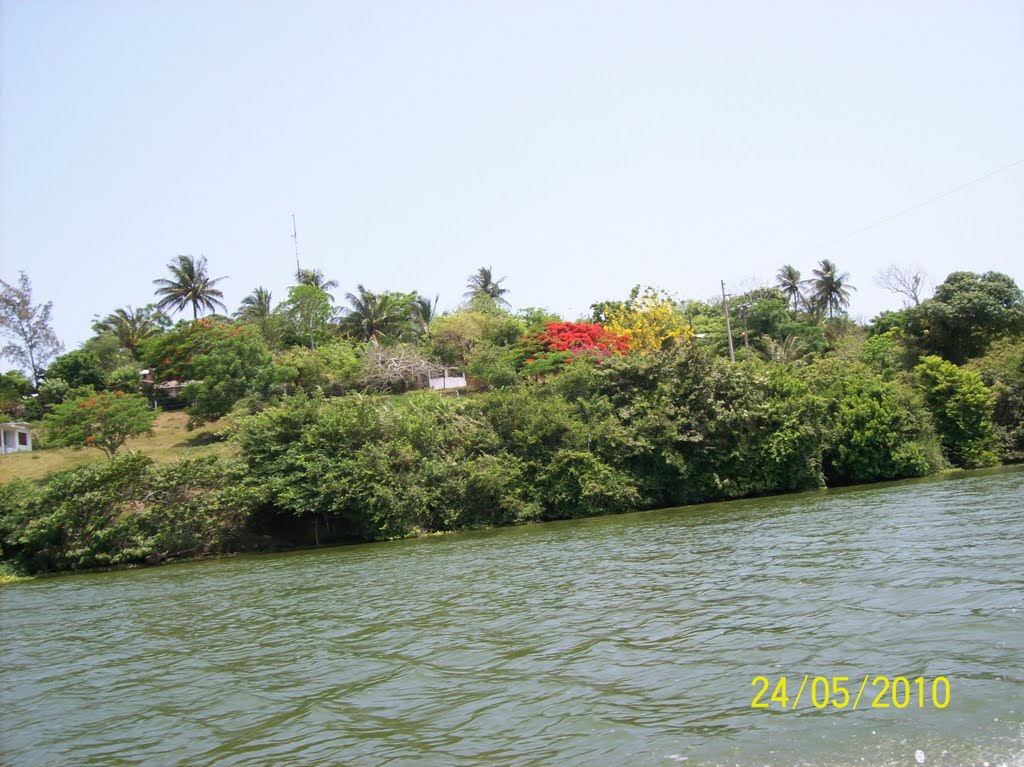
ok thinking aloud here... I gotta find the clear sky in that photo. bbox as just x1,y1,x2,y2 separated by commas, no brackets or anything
2,0,1022,353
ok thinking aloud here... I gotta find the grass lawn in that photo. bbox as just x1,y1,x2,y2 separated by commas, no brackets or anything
0,411,232,483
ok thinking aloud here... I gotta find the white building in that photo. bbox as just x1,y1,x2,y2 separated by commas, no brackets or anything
0,422,33,454
428,368,467,390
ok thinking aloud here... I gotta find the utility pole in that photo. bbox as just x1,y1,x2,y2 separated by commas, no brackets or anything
721,280,735,362
740,305,750,362
291,214,301,280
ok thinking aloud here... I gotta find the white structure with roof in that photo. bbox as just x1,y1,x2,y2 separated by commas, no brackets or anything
428,368,467,390
1,422,33,454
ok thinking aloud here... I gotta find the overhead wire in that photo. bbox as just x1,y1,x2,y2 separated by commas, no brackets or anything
796,156,1024,257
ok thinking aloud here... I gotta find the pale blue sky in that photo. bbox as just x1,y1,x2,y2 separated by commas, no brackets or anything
2,0,1022,352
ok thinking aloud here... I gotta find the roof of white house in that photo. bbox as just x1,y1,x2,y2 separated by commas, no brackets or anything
0,422,32,428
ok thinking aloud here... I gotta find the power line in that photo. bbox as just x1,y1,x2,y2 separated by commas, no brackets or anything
798,157,1024,257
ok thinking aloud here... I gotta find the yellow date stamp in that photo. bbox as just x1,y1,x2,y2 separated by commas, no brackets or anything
751,675,951,710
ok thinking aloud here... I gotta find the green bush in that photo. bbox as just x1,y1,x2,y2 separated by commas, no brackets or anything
0,453,255,575
808,360,944,484
914,356,998,468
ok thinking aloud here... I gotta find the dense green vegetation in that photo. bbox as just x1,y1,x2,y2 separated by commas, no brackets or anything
2,260,1023,575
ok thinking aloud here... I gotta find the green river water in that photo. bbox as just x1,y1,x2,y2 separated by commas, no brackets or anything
2,467,1023,766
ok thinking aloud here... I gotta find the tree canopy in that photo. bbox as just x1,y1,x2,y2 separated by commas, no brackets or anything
44,389,157,459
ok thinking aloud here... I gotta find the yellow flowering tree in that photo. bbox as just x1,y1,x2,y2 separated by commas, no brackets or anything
605,287,693,354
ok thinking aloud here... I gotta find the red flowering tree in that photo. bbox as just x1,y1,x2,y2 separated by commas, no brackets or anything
520,322,630,376
44,389,158,459
141,318,234,382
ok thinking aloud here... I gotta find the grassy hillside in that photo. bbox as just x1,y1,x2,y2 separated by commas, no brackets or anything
0,412,231,484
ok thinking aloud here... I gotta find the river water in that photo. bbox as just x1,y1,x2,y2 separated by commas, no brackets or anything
3,467,1023,767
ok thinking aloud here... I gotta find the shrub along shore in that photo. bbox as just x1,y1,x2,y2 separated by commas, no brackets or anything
2,266,1023,575
2,341,1020,576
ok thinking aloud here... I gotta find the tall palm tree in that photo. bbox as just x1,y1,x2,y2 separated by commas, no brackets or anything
464,267,510,308
93,305,165,353
810,259,855,319
153,255,227,319
341,285,404,345
297,268,339,301
234,287,273,323
413,294,439,334
776,265,805,312
233,286,279,344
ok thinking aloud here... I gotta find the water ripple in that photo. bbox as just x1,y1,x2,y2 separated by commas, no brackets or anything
2,467,1023,766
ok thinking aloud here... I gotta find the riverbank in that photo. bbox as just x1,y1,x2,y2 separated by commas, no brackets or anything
1,345,1017,577
5,467,1023,766
3,459,1019,585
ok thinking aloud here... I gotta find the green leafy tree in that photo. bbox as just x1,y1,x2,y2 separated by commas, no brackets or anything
0,370,31,416
279,340,363,396
428,310,525,366
79,332,136,373
967,338,1024,462
38,377,70,409
858,328,918,377
915,271,1024,363
45,350,108,391
184,326,290,425
281,285,335,349
0,272,64,388
107,365,142,393
45,389,158,459
141,317,231,382
914,355,998,468
153,255,227,319
807,360,943,484
516,307,563,331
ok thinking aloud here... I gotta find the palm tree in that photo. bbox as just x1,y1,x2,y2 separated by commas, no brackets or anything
234,287,279,344
464,267,510,308
93,305,165,353
760,334,807,363
297,268,339,301
341,285,404,345
810,259,855,319
776,265,805,312
153,255,227,319
413,294,439,334
234,287,273,323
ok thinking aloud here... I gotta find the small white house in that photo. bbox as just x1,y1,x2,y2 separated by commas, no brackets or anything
0,422,33,454
428,368,467,390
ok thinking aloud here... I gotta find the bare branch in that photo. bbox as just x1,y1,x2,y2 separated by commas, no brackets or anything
873,264,929,307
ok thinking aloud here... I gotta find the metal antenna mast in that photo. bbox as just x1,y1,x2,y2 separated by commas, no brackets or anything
291,214,301,280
